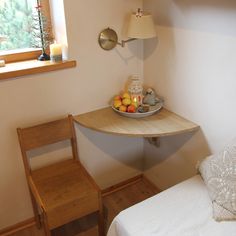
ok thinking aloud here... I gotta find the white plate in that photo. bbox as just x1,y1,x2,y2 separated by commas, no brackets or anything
111,102,163,118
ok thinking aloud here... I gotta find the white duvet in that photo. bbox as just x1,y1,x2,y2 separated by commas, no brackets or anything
107,175,236,236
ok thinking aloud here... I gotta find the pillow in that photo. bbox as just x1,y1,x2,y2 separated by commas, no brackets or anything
199,138,236,221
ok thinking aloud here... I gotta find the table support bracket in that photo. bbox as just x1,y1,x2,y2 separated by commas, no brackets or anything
146,137,160,147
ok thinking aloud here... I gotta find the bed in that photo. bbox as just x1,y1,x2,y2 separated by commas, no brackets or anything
107,175,236,236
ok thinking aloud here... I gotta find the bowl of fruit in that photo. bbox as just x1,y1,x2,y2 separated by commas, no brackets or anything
112,92,163,118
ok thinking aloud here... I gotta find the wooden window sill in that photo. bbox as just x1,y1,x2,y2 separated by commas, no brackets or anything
0,59,76,80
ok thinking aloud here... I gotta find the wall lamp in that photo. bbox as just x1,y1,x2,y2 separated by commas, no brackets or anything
98,9,156,50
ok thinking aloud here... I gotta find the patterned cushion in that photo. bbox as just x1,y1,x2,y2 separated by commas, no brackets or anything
199,139,236,221
212,201,236,221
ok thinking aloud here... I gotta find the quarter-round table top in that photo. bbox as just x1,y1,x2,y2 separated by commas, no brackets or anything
73,107,199,137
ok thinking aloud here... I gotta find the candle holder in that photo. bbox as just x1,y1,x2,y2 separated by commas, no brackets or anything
128,75,143,106
32,1,52,61
50,43,63,62
38,52,50,61
50,54,62,62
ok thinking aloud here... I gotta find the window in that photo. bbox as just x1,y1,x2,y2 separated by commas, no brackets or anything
0,0,53,63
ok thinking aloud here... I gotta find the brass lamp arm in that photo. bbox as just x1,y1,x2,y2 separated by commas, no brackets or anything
118,38,137,47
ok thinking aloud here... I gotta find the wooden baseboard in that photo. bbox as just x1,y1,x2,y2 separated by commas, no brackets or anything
0,218,35,236
101,174,143,197
142,175,161,193
101,174,160,197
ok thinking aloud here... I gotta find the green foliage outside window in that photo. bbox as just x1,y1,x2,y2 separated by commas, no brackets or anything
0,0,36,51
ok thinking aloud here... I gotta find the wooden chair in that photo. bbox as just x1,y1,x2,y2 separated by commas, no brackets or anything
17,115,104,236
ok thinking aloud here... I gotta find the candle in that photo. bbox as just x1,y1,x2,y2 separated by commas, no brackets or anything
0,60,5,67
50,43,62,62
50,43,62,55
131,95,142,106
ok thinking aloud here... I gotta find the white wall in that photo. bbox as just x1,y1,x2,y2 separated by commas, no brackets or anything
143,0,236,189
0,0,143,229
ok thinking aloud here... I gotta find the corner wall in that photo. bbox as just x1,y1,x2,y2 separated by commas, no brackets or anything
0,0,143,229
143,0,236,189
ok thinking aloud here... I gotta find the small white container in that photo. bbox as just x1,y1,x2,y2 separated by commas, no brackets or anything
0,59,5,67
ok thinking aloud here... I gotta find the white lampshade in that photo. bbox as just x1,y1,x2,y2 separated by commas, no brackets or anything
127,13,156,39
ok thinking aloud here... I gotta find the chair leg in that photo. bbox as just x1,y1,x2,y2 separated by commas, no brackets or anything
29,190,41,229
42,212,51,236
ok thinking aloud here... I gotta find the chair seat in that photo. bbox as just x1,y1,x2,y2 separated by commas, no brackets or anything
31,159,99,229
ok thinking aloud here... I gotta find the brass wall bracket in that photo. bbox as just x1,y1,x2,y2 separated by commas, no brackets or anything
98,28,137,50
98,28,118,50
146,137,160,147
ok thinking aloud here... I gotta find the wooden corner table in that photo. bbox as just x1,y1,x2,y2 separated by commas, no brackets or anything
73,107,199,140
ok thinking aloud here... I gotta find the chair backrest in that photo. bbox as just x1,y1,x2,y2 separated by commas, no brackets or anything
17,115,79,176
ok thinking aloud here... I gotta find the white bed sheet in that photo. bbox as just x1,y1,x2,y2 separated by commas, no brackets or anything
107,175,236,236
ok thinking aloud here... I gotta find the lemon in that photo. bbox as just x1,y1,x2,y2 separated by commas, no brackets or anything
122,98,131,106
